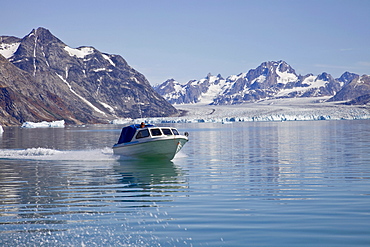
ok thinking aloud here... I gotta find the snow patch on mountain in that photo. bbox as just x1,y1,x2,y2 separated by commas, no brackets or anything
276,69,298,84
99,101,116,114
276,75,328,97
56,73,106,115
64,46,94,58
102,54,116,66
0,42,20,59
198,75,231,104
93,68,113,72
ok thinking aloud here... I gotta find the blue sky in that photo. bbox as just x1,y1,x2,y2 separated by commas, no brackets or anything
2,0,370,85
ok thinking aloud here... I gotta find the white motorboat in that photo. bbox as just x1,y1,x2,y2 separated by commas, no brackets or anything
113,124,188,160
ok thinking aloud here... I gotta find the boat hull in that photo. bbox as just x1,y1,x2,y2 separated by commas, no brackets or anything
113,136,188,160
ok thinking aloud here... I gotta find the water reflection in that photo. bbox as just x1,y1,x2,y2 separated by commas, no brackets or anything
114,158,186,190
177,121,370,202
0,156,187,236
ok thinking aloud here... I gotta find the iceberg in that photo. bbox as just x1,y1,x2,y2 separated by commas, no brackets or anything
21,120,65,128
110,118,133,125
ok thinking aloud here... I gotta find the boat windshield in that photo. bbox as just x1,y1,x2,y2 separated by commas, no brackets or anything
172,128,179,135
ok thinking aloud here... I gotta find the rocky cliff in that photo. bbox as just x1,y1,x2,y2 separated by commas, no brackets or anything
0,54,64,125
0,27,177,125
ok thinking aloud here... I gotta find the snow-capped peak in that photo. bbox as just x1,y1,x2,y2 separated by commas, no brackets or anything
154,60,352,105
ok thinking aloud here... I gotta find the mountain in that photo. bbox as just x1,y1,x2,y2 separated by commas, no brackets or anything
328,75,370,104
154,61,365,105
0,54,65,125
0,27,177,125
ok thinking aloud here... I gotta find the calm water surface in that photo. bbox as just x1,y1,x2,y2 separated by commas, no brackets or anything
0,121,370,246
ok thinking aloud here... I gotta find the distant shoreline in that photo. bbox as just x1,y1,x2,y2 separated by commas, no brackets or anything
171,97,370,122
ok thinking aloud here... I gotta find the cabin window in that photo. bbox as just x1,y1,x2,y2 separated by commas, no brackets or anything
136,129,150,139
162,128,173,135
150,128,162,136
172,129,179,135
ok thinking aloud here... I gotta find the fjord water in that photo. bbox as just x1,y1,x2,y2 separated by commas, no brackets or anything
0,121,370,246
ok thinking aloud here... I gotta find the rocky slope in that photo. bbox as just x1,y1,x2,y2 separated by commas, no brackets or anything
0,27,177,125
154,61,365,105
328,75,370,105
0,54,63,125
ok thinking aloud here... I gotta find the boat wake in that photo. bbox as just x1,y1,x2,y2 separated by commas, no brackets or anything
0,147,118,161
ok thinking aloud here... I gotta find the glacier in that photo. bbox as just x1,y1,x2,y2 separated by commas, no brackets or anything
112,97,370,124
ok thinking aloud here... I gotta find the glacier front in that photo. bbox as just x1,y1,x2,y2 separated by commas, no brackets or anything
112,97,370,124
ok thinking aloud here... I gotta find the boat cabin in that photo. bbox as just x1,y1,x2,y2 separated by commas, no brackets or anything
116,124,182,145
